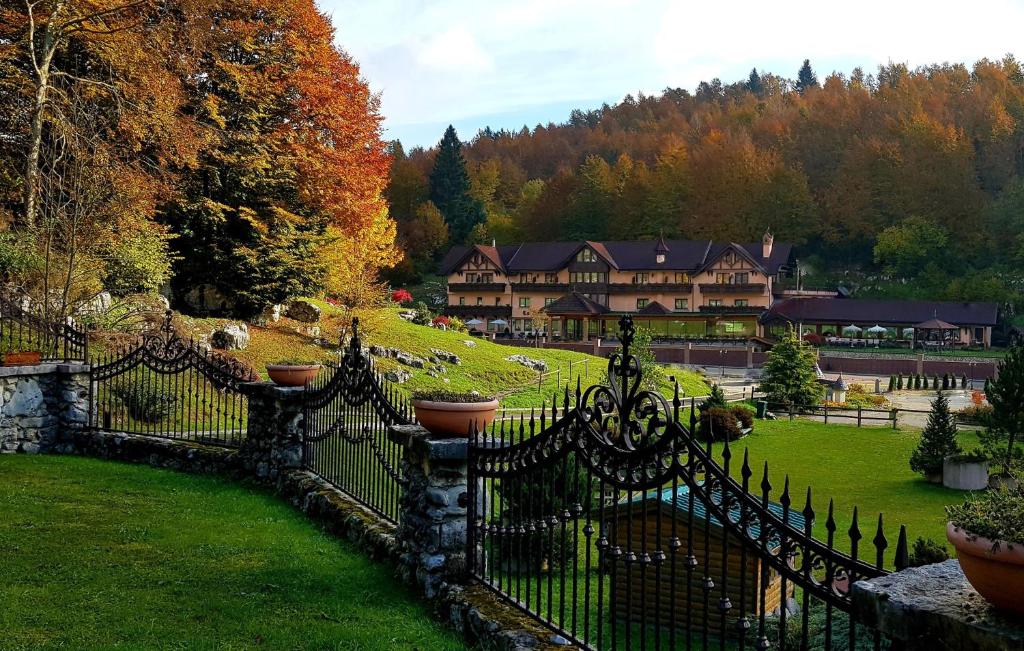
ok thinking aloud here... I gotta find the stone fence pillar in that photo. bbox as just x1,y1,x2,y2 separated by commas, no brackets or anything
238,382,305,481
852,560,1024,651
389,424,472,599
1,363,90,454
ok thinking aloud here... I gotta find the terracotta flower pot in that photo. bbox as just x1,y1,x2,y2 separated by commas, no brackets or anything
947,522,1024,615
412,398,499,438
266,364,321,387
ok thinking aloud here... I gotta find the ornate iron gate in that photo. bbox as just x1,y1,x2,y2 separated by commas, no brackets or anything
88,312,253,446
468,316,909,650
301,318,412,524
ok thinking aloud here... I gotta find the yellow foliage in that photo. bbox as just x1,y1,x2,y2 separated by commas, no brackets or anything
321,207,402,306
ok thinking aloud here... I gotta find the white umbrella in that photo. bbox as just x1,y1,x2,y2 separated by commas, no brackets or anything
866,325,888,335
842,324,862,334
464,319,483,326
490,319,508,326
902,327,915,337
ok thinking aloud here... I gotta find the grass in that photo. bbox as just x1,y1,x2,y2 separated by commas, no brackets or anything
180,304,709,409
0,455,462,651
819,344,1004,359
711,419,982,555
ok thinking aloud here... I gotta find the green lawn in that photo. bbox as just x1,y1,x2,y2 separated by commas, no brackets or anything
711,419,980,557
819,344,1004,359
0,455,462,651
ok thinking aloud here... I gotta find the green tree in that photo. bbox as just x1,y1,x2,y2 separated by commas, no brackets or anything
760,328,824,407
986,344,1024,473
910,391,961,477
429,125,485,244
604,326,663,392
795,59,818,93
746,68,764,95
873,216,949,278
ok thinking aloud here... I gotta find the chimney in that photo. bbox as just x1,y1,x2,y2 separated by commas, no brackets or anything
492,238,496,247
762,229,774,259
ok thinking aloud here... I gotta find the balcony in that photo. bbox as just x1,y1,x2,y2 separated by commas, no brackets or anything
443,305,512,318
448,282,507,293
608,282,693,294
699,282,766,294
699,305,766,315
511,282,569,292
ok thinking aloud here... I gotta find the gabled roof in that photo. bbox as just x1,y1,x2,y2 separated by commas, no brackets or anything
699,242,767,275
541,292,609,315
914,318,959,330
764,298,999,327
440,237,794,274
618,484,805,540
637,300,673,316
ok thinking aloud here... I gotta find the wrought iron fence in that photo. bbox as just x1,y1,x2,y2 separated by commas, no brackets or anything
0,296,87,362
301,318,412,524
88,312,254,446
468,316,909,651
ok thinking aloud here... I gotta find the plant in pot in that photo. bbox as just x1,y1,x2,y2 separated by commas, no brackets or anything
946,483,1024,615
942,449,989,491
266,358,322,387
411,390,498,438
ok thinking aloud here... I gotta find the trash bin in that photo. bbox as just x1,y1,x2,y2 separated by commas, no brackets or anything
756,400,768,419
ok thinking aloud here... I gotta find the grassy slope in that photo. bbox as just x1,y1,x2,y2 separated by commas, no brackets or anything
187,304,709,409
711,420,982,556
0,455,461,651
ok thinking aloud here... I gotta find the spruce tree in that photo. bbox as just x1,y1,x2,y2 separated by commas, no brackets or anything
922,375,929,389
910,391,961,478
985,344,1024,473
897,375,904,390
429,125,485,244
796,59,818,93
746,68,764,95
888,375,896,392
760,328,824,408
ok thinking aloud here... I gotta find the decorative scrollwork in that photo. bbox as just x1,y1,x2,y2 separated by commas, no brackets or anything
579,315,674,452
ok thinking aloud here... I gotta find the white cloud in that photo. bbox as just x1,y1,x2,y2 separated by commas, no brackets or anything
415,25,494,73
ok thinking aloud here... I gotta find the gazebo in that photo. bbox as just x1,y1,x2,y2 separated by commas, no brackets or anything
912,318,960,349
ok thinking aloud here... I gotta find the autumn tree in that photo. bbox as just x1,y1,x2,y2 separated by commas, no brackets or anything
429,125,485,244
873,217,949,278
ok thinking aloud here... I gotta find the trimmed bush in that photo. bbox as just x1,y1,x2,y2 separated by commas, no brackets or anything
732,405,754,430
896,375,904,390
887,375,896,392
698,407,743,441
113,384,177,423
908,537,950,567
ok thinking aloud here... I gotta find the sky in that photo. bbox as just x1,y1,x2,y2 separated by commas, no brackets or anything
317,0,1024,149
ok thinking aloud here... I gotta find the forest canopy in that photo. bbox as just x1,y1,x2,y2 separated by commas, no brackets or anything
388,58,1024,312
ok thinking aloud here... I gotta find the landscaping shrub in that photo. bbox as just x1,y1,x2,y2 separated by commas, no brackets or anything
431,315,450,328
957,404,993,426
913,374,921,390
947,484,1024,548
961,374,968,388
731,405,754,430
410,301,433,325
802,332,823,346
887,375,895,392
697,383,727,414
896,375,904,390
908,537,949,567
942,374,950,390
698,407,743,441
113,384,177,423
390,288,413,304
922,375,929,389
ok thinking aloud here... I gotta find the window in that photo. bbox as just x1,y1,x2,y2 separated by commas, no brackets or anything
476,297,483,306
634,273,650,284
708,299,723,307
636,298,649,310
734,299,748,307
519,297,531,308
570,272,607,284
716,273,730,284
459,297,465,306
576,248,596,262
674,273,690,283
480,273,493,283
675,298,688,310
544,273,558,283
734,272,749,285
545,297,557,306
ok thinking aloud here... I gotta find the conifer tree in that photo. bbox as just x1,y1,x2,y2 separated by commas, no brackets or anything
429,125,485,244
986,344,1024,473
888,375,896,392
897,375,904,390
746,68,764,95
796,59,818,93
760,328,824,407
910,391,961,478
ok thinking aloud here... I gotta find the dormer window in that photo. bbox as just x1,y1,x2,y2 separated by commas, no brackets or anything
656,253,666,264
576,249,596,262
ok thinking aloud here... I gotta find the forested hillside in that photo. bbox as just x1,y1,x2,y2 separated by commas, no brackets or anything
388,59,1024,310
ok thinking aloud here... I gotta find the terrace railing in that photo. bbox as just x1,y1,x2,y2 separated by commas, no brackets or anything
467,316,909,651
301,318,413,525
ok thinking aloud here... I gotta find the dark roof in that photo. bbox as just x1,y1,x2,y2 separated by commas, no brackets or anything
764,298,998,327
541,292,609,315
637,300,673,315
621,484,805,539
914,318,959,330
441,237,793,275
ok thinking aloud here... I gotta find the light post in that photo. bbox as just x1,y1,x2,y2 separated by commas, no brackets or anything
720,349,726,381
969,361,977,390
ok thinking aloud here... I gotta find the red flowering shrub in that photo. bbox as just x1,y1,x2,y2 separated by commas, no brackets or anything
431,315,450,328
391,289,413,304
802,332,824,346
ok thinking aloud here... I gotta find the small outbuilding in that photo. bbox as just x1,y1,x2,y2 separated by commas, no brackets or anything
610,484,801,632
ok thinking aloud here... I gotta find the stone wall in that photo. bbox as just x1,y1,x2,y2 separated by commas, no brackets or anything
0,363,89,454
